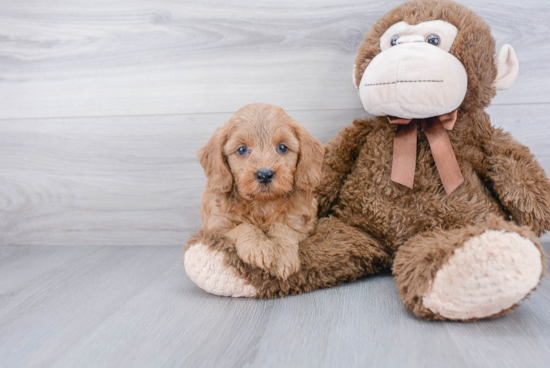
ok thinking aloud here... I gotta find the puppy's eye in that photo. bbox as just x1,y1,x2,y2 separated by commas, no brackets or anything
426,34,440,46
237,146,248,156
277,144,288,154
390,35,399,47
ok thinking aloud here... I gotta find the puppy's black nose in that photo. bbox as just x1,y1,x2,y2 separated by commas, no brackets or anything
256,169,275,184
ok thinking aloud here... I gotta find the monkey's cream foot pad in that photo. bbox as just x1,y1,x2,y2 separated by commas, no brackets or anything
422,230,543,320
184,242,257,297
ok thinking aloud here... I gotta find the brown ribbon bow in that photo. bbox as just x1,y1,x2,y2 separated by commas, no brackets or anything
388,110,464,194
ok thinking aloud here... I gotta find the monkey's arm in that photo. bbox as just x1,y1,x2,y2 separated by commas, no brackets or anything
317,118,373,217
482,128,550,236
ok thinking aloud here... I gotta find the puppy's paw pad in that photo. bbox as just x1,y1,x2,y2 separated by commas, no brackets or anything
423,230,543,320
184,243,257,297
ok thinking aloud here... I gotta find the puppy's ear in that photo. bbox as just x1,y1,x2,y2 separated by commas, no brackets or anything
293,121,325,191
198,125,233,194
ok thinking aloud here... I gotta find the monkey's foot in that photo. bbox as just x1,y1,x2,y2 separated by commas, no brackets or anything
422,230,543,320
184,242,257,297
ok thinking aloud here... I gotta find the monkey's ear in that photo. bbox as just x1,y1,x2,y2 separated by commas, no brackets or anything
493,44,519,90
198,125,233,194
293,121,325,191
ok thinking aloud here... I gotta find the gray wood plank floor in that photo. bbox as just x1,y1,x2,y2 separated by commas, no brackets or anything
0,245,549,368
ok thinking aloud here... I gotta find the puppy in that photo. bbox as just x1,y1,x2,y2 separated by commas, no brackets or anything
197,103,324,279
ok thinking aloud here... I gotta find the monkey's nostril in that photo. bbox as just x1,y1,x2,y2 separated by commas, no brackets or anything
256,169,275,184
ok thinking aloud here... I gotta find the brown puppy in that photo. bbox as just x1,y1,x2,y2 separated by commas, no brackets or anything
197,103,324,279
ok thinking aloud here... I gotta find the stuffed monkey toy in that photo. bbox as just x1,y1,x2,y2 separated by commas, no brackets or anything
185,0,550,321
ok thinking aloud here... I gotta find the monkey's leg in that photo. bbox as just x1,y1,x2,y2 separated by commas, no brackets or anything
184,217,392,298
184,230,256,297
393,215,546,321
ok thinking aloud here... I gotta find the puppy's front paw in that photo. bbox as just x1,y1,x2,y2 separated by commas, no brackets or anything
236,238,278,271
275,247,301,280
266,223,304,279
235,238,301,280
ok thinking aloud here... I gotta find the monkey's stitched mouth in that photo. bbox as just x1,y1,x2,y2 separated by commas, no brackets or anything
364,80,443,86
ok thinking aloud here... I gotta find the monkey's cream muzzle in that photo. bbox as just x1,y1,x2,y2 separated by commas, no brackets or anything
359,41,468,119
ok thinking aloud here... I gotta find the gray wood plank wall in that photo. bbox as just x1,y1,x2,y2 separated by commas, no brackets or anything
1,0,549,246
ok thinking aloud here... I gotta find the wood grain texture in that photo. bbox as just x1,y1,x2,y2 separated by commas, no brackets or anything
0,245,548,368
1,105,549,246
0,0,549,119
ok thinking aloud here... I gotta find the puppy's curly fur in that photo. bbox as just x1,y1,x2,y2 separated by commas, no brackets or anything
195,103,324,279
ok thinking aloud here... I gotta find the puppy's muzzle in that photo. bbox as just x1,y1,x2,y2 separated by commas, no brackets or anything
256,168,275,184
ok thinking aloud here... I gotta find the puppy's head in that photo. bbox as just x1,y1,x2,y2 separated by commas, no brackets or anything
198,103,324,201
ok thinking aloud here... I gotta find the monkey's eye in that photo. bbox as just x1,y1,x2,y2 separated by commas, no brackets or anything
277,144,288,154
237,146,248,156
390,35,399,47
426,34,441,46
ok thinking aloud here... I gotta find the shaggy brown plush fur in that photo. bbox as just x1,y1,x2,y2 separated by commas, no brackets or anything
187,0,550,321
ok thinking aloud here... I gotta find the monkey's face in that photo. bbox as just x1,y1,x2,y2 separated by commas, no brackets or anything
354,1,519,117
358,20,467,119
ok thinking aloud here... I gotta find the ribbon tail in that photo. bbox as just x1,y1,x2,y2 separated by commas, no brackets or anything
391,121,417,189
439,110,458,130
421,117,464,194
